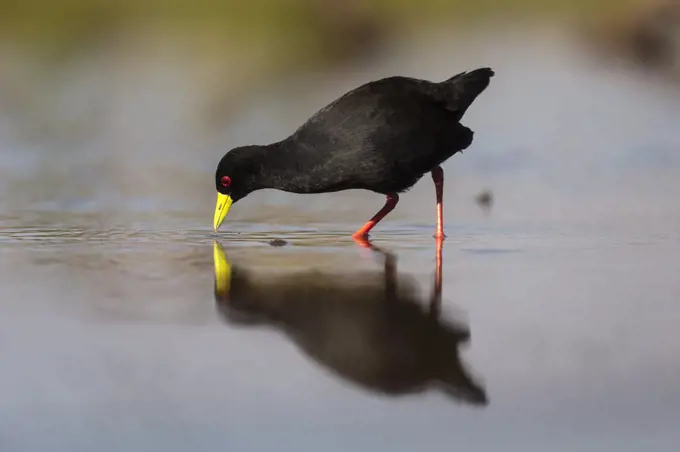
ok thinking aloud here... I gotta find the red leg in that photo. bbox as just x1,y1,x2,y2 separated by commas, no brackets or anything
431,166,446,239
435,236,443,292
352,193,399,239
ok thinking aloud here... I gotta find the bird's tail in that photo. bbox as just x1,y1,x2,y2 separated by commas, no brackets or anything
440,67,494,120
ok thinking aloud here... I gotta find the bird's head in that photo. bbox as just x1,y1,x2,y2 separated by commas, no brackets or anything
213,146,264,232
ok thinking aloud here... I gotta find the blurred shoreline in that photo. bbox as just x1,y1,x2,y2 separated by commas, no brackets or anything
0,1,641,69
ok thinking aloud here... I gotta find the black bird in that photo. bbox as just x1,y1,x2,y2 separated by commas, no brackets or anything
214,67,494,239
213,241,488,405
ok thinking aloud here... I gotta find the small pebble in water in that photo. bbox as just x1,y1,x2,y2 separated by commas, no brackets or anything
269,239,288,247
475,189,493,210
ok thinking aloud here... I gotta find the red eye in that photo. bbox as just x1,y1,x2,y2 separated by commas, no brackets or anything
221,176,232,188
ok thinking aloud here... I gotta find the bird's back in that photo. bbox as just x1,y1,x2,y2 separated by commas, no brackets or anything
285,69,493,194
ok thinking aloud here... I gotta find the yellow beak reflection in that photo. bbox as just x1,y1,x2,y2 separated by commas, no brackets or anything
213,241,232,297
213,192,233,232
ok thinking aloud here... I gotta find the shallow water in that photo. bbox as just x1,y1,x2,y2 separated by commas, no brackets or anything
2,25,680,451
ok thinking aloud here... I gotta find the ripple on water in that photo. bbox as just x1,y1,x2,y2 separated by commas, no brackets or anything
0,220,467,251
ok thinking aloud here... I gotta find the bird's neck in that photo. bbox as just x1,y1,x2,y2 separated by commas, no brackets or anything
253,139,319,193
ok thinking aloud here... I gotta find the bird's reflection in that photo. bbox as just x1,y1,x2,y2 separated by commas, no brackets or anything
213,240,487,406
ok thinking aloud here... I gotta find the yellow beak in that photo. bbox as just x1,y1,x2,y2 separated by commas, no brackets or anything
213,192,233,232
213,241,232,297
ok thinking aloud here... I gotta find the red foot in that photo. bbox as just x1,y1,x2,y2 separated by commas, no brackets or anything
352,236,373,249
352,193,399,239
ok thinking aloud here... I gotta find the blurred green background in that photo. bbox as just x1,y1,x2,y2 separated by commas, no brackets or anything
0,0,642,67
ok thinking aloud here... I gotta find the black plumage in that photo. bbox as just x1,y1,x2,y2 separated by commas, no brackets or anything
213,67,494,238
